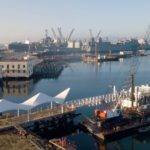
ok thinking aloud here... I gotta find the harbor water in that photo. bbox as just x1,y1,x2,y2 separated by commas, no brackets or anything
0,55,150,150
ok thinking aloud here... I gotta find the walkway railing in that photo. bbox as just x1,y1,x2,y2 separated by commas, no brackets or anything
0,90,131,129
0,106,75,129
65,91,131,109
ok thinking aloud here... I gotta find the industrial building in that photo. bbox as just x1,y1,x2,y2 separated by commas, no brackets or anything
0,55,41,78
67,41,81,49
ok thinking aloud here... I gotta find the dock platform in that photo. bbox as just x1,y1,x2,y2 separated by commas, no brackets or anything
81,118,150,142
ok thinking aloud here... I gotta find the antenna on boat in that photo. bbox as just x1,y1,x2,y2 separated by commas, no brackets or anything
131,74,135,107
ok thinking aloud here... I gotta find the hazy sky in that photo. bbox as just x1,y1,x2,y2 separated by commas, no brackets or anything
0,0,150,43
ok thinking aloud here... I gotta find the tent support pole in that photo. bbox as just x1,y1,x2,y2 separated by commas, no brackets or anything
50,101,53,109
27,109,30,122
17,108,20,117
61,105,64,114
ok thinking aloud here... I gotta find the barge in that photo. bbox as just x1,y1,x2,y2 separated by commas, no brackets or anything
81,117,150,142
82,54,119,63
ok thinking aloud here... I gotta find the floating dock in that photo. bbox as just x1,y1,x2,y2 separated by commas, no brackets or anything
81,116,150,142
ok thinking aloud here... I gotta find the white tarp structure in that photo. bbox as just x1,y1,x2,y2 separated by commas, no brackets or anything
22,88,70,107
0,99,20,113
0,99,33,113
21,92,54,107
55,88,70,99
0,88,70,113
54,88,70,104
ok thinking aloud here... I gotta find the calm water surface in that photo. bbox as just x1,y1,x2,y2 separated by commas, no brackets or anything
0,56,150,150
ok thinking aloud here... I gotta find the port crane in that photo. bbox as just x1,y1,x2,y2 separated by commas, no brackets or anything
89,29,93,39
88,29,101,56
96,30,101,42
58,27,65,43
45,29,49,39
67,28,75,42
50,27,75,44
145,25,150,44
51,28,57,40
89,29,101,41
43,29,53,47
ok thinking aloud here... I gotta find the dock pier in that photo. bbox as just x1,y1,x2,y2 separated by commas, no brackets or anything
0,89,142,147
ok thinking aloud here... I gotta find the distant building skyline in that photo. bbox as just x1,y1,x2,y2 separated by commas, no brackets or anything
0,0,150,43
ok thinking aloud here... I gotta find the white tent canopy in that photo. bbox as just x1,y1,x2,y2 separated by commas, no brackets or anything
21,92,54,107
55,88,70,99
0,99,19,113
0,88,70,113
22,87,70,107
54,88,70,104
0,99,34,112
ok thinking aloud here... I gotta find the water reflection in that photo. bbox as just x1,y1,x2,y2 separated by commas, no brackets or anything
134,133,150,144
0,66,64,98
1,79,34,97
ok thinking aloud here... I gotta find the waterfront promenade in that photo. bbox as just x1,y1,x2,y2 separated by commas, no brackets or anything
0,89,130,130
